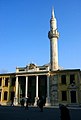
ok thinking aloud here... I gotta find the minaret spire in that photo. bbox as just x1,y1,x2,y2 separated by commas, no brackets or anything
50,7,57,31
48,8,59,71
51,7,54,18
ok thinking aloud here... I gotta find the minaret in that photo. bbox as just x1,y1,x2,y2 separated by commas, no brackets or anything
48,8,59,71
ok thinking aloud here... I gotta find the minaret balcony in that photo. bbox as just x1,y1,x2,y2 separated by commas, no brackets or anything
48,30,59,39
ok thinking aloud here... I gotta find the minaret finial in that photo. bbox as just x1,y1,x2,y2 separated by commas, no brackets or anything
52,7,55,18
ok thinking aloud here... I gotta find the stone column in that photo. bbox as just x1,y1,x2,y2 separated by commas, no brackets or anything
45,75,51,106
25,76,28,98
14,76,18,105
34,76,39,106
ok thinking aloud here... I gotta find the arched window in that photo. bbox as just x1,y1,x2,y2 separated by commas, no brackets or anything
4,91,8,100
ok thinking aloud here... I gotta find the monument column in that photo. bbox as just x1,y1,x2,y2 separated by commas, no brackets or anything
14,76,19,105
34,75,39,106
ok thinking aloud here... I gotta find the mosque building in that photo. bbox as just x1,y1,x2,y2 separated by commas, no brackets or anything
0,8,81,106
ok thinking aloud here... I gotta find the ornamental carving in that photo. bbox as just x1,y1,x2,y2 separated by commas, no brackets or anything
28,63,36,70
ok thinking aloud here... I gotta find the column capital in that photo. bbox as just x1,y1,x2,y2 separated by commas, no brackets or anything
47,73,50,77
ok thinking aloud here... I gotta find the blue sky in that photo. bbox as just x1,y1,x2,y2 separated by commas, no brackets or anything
0,0,81,72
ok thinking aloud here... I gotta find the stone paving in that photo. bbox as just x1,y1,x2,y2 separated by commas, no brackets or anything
0,106,81,120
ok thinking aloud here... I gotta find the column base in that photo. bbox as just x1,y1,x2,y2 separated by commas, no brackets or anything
34,97,39,106
45,97,51,106
13,97,18,106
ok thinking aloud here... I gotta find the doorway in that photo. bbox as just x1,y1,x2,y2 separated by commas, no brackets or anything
70,91,76,103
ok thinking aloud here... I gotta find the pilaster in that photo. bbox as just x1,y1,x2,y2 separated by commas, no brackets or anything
45,75,51,106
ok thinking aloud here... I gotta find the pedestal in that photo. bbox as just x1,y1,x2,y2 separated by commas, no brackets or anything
14,97,18,106
45,97,51,106
34,97,39,106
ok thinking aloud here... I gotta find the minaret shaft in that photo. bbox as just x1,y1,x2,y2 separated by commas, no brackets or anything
50,38,58,70
48,8,59,71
